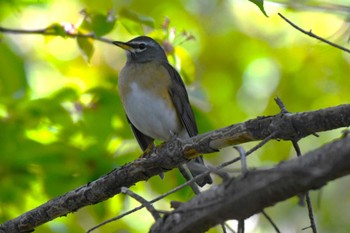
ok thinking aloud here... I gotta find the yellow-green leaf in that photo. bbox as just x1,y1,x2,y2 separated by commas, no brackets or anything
79,11,116,37
119,8,154,28
77,37,94,62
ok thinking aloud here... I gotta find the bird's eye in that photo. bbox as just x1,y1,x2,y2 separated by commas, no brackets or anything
139,43,146,50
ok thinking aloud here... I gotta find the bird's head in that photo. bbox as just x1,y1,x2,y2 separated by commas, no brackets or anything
113,36,168,63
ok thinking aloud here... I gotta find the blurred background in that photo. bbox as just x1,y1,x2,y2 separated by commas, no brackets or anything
1,0,350,232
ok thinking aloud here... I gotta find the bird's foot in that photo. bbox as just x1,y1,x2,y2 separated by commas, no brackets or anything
140,143,156,158
169,130,180,141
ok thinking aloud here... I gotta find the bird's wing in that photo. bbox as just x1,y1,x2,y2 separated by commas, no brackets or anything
164,62,212,186
126,115,154,151
163,62,198,137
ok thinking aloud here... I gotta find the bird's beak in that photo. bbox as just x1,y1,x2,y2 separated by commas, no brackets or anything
112,41,133,51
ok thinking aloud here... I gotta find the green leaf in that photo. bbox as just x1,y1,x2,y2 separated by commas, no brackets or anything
118,18,144,35
90,13,116,37
45,23,67,37
0,43,27,99
249,0,268,17
77,37,94,62
51,87,78,102
118,8,155,34
79,11,116,37
119,7,155,28
81,88,122,141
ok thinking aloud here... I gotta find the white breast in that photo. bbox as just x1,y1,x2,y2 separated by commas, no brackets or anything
123,82,182,141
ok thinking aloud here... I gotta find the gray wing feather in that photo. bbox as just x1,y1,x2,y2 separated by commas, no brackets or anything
163,62,212,186
163,63,198,137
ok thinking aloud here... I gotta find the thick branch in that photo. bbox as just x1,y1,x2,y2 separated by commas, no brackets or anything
185,104,350,154
150,136,350,233
0,104,349,232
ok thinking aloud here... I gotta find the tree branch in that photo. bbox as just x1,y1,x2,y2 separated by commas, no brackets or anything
0,104,349,232
278,13,350,54
269,1,350,14
150,135,350,233
0,26,114,44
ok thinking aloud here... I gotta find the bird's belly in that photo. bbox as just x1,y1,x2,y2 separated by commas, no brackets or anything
123,82,182,141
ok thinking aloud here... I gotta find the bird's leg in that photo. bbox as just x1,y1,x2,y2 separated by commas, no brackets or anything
140,142,156,158
157,130,181,147
169,130,180,141
140,142,165,179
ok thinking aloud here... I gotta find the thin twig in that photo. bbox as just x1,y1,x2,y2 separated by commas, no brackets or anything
88,134,275,232
292,140,318,233
304,193,317,233
270,1,350,14
275,97,319,138
207,164,230,181
262,210,281,233
224,223,236,233
0,26,114,44
218,132,276,171
237,220,244,233
274,96,289,114
233,146,247,175
292,140,302,156
278,13,350,54
87,170,212,232
178,165,201,194
221,223,228,233
121,187,160,220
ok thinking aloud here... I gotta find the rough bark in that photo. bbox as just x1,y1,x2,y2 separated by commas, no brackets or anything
0,104,349,233
150,136,350,233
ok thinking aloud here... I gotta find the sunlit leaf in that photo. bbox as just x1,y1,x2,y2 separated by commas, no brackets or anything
117,8,155,35
77,37,94,62
91,13,116,36
16,98,72,128
79,11,116,36
118,18,144,35
249,0,268,17
174,46,196,83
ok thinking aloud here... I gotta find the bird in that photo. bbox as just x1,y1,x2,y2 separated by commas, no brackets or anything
113,36,212,187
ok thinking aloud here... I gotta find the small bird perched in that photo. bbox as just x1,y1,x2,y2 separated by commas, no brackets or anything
113,36,212,187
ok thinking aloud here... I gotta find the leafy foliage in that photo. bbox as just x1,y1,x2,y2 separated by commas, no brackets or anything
79,10,116,37
1,0,350,232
